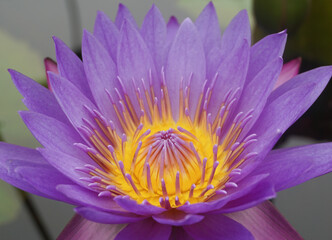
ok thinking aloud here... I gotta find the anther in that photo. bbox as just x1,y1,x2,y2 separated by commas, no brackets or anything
175,196,181,206
199,184,214,197
190,142,202,166
125,173,141,196
88,182,101,188
201,158,207,184
243,134,257,142
98,191,112,197
118,161,127,181
131,141,142,171
208,161,219,185
213,144,218,162
161,178,168,197
233,112,244,124
244,152,258,160
117,76,127,94
243,139,257,148
189,184,196,198
145,163,153,193
159,197,165,208
175,171,181,195
177,126,197,140
215,189,227,195
165,197,171,209
225,182,238,188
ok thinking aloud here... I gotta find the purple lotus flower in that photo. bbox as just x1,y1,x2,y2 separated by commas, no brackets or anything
1,2,332,239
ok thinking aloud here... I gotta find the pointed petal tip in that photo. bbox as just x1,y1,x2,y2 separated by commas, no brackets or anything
7,68,18,78
82,29,92,40
239,8,249,15
94,10,112,27
150,3,157,9
18,110,29,119
168,16,178,23
44,58,58,71
230,9,249,21
8,69,19,84
118,3,125,9
203,1,216,10
52,35,60,43
183,17,194,24
208,1,214,6
147,3,163,16
96,10,104,16
44,57,55,64
52,36,67,50
95,10,105,21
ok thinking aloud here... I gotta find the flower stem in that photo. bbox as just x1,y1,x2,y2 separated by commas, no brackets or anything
17,189,51,240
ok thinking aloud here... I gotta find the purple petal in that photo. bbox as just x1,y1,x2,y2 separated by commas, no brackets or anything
236,57,283,136
216,179,276,213
251,66,332,156
208,40,250,120
93,11,119,62
115,3,138,30
0,143,47,196
48,72,100,134
82,30,123,131
57,184,127,213
166,18,206,120
38,148,96,187
274,58,302,90
53,36,93,100
184,214,254,240
114,196,166,215
166,16,179,46
152,210,204,226
253,143,332,192
169,227,194,240
220,10,251,60
117,19,159,114
75,206,146,224
227,201,302,240
205,46,222,80
0,142,45,164
9,69,68,124
15,165,75,203
58,214,126,240
19,111,88,160
141,4,167,71
2,160,52,199
178,174,269,214
247,31,287,83
115,218,172,240
195,2,221,56
238,57,283,113
165,16,179,71
195,2,222,80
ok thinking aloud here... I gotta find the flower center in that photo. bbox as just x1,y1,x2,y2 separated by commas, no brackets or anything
75,70,257,208
129,127,203,207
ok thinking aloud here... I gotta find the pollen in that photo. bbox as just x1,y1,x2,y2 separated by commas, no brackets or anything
75,69,257,208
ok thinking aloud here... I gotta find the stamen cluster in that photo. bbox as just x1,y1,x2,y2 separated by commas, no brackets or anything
75,69,257,208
